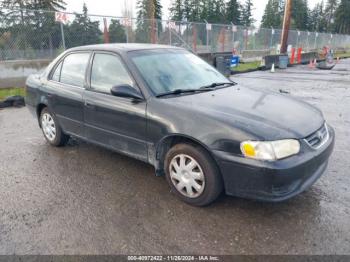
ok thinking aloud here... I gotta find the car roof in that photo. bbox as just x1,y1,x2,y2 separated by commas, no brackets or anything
68,43,184,54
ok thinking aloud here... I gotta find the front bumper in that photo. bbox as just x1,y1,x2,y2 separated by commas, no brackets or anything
213,125,335,202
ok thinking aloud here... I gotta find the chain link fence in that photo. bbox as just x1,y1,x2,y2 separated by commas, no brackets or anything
1,8,350,61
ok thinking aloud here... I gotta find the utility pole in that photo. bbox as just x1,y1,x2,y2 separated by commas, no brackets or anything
280,0,292,54
122,0,131,43
60,22,66,50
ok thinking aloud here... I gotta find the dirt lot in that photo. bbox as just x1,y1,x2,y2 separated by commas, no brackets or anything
0,60,349,255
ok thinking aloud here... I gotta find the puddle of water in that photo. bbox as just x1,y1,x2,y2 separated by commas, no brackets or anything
0,60,50,78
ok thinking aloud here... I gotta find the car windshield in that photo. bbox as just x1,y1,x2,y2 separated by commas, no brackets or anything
129,49,230,96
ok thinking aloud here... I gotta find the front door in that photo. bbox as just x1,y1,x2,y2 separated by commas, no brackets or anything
83,52,148,162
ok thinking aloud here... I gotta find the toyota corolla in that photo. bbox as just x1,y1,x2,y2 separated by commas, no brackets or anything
25,44,335,206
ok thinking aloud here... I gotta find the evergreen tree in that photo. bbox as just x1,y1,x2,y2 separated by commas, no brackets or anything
0,0,30,26
135,0,162,42
182,0,191,21
308,1,327,32
170,0,184,21
181,0,201,21
0,0,66,54
136,0,162,20
291,0,309,30
261,0,283,28
202,0,225,23
260,0,312,31
200,0,209,21
30,0,66,10
213,0,226,23
1,0,66,21
109,19,126,43
29,0,67,50
334,0,350,34
192,0,201,21
153,0,162,20
225,0,241,25
170,0,242,24
67,4,101,47
0,1,28,53
324,0,338,32
241,0,255,27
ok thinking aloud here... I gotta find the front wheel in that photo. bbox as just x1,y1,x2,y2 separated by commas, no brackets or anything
164,143,223,206
40,107,69,147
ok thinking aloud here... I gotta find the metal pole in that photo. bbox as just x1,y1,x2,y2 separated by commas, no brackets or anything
155,19,158,44
169,21,172,45
231,23,235,50
221,27,225,52
204,19,209,52
296,31,299,48
192,23,197,53
60,22,66,50
125,27,129,43
280,0,292,53
314,32,318,50
231,22,235,44
252,29,256,50
270,27,274,51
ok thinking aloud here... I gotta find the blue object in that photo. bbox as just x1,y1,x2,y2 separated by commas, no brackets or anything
230,55,240,69
279,55,289,69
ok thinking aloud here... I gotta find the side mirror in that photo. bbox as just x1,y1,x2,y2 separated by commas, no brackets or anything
111,85,144,101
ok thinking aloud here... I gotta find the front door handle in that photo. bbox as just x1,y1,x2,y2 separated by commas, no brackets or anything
85,101,95,109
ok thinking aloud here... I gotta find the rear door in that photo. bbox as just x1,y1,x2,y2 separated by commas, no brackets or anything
46,52,90,136
83,52,148,161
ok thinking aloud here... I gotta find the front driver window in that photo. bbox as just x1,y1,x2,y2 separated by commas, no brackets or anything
90,53,134,94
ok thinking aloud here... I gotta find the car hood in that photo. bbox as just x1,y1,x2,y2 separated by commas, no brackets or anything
161,85,324,140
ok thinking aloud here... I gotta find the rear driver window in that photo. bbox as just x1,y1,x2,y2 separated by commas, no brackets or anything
60,53,90,87
51,61,62,82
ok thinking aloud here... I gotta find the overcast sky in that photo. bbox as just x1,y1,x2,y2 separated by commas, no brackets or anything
65,0,322,26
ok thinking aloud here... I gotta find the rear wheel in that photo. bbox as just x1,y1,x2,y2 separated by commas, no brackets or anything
40,107,69,146
164,143,223,206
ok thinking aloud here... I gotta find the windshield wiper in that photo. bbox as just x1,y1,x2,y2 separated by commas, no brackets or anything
199,82,237,90
156,88,213,98
155,82,237,98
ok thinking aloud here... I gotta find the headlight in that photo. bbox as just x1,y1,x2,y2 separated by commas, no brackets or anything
240,139,300,161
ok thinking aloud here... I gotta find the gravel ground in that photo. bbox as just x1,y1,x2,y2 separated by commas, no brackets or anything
0,59,349,255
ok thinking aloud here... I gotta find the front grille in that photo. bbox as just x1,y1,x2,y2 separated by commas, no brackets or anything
304,123,329,149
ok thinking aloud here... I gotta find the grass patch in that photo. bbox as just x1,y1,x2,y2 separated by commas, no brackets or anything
0,87,26,101
334,52,350,59
233,61,261,72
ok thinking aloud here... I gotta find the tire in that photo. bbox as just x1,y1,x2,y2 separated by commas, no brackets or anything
40,107,69,147
164,143,223,206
